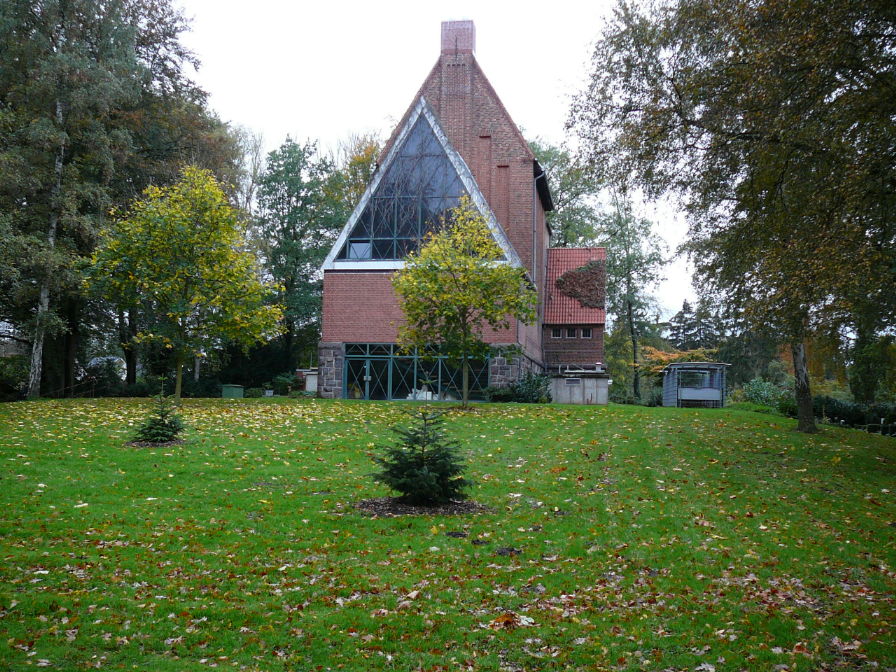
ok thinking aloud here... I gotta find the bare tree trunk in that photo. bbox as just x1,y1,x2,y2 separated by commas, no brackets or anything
174,354,184,400
791,341,817,433
627,299,640,401
63,301,78,396
118,310,138,386
28,103,65,399
462,359,469,408
28,284,52,398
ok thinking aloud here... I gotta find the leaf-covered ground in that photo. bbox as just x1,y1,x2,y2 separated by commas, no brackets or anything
1,398,893,671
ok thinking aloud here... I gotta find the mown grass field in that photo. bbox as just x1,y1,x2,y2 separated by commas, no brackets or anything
1,398,894,671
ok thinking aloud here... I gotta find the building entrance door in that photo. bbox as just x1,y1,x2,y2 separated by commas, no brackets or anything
345,358,389,400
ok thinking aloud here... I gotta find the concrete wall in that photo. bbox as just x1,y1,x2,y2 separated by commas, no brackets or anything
550,375,609,405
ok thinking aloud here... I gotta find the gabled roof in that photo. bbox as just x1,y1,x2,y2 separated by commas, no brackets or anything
379,51,554,214
321,97,521,271
544,248,607,325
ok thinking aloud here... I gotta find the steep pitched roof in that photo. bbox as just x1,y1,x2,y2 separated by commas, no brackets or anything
321,97,521,271
544,248,607,325
379,51,553,214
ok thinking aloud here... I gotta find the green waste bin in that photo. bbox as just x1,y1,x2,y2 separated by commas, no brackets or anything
221,384,244,399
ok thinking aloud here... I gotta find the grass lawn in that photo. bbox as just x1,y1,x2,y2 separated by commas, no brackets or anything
1,398,894,671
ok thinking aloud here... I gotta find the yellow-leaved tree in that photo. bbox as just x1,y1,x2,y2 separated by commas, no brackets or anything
90,165,283,398
392,197,536,407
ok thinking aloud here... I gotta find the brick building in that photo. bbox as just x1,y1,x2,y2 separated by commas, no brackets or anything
317,21,606,401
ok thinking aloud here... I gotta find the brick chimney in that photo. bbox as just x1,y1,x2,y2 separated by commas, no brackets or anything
441,20,475,55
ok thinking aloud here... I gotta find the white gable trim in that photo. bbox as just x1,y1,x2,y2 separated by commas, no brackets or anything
321,97,522,271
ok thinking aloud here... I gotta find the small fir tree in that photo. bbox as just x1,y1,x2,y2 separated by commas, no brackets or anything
372,410,472,505
132,391,185,444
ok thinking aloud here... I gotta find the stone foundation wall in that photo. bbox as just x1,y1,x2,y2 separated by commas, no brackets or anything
488,351,544,387
317,342,345,399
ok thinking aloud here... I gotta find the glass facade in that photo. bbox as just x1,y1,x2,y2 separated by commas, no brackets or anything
343,343,489,401
336,116,468,261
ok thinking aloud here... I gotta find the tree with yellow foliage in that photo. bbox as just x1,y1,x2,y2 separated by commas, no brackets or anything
392,198,536,407
90,166,283,398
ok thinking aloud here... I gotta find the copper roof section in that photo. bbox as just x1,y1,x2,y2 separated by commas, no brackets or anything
544,248,607,325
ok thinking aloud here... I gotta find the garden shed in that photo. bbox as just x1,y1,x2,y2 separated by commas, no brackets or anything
662,362,729,408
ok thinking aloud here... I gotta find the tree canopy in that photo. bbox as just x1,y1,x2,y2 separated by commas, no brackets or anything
392,198,537,407
0,0,245,397
570,0,896,430
528,139,602,248
255,138,347,366
90,166,283,397
598,198,667,400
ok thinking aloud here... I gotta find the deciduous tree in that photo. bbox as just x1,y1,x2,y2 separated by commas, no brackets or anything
528,139,601,247
90,166,283,398
570,0,896,431
392,198,537,407
0,0,240,397
598,197,667,400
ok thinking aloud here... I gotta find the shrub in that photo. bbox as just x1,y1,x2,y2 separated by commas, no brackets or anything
813,396,896,428
511,372,552,403
609,388,638,405
776,393,797,418
288,390,313,399
181,377,222,398
644,388,663,407
132,393,184,444
80,358,125,397
118,381,152,398
485,372,552,403
0,355,28,401
272,373,298,395
244,387,263,398
742,378,786,407
484,386,515,402
372,409,472,505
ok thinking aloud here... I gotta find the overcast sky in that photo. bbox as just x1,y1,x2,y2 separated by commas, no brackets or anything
176,0,695,317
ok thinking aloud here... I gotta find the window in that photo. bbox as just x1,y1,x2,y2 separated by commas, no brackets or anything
343,343,489,401
336,116,468,261
551,328,562,338
679,371,710,388
566,328,577,338
581,328,592,338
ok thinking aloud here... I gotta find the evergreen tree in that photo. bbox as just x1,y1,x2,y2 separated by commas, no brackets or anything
668,300,697,350
372,410,472,505
255,139,346,368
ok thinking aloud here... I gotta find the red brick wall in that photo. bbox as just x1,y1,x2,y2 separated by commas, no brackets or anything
343,41,553,367
383,53,543,281
322,272,404,343
543,325,605,369
322,271,519,346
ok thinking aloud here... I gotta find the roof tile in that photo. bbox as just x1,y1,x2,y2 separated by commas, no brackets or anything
544,248,607,325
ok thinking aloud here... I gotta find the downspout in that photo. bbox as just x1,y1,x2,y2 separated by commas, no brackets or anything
534,166,548,369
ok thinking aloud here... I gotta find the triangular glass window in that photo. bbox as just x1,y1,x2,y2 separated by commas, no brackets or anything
336,116,468,260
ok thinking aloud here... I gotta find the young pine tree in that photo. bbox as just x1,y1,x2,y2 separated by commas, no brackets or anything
372,410,472,505
132,391,185,444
